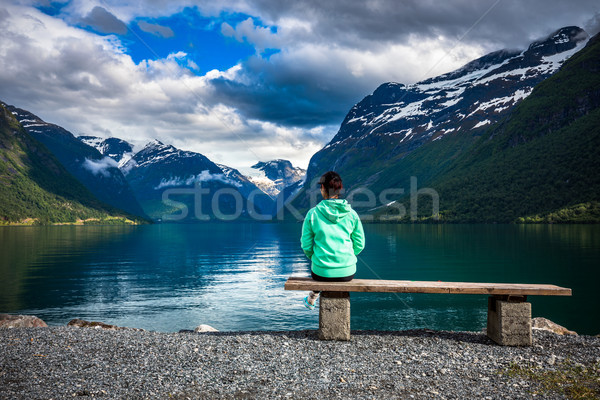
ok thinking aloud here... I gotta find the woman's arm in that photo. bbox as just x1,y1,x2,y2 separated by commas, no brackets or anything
301,210,315,259
351,216,365,255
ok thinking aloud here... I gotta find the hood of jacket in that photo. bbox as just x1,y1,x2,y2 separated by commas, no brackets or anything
316,199,352,223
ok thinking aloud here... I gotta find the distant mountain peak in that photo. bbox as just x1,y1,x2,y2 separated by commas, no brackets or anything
79,135,134,167
526,26,588,57
142,139,170,151
122,142,274,220
250,159,305,198
149,139,164,146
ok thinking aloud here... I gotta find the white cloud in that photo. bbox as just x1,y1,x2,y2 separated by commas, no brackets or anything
82,156,119,177
221,17,281,53
154,170,242,189
1,0,598,175
1,4,337,171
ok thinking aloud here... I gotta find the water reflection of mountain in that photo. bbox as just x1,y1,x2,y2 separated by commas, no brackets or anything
0,226,138,311
1,224,598,334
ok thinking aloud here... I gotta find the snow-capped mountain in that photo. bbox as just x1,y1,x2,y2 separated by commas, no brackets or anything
122,140,274,220
6,104,146,218
304,26,589,188
250,159,306,198
121,139,206,172
79,135,134,168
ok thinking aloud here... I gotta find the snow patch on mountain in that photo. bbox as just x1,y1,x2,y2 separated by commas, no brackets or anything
248,171,279,198
472,120,491,129
304,26,590,188
328,27,589,150
249,159,306,198
79,135,135,168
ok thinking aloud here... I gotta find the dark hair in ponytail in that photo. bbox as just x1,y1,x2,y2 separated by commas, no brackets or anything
319,171,343,198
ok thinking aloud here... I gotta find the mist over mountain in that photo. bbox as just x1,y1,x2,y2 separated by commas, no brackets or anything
79,136,134,168
119,140,274,221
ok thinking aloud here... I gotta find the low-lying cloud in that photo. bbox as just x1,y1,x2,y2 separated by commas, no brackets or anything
82,156,119,177
154,170,242,190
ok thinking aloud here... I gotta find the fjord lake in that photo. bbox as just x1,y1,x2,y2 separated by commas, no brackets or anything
1,223,598,335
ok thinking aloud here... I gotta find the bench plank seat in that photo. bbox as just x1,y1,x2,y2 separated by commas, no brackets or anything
284,276,572,296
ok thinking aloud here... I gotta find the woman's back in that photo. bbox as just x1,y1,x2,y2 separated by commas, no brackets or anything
302,199,364,277
300,171,365,309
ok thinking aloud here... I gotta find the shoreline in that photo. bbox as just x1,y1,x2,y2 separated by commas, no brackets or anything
1,326,598,399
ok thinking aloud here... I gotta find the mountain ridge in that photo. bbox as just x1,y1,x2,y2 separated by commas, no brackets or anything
283,26,594,223
419,31,600,222
120,140,274,220
2,25,594,224
302,26,589,193
78,135,305,219
6,105,147,218
0,103,142,224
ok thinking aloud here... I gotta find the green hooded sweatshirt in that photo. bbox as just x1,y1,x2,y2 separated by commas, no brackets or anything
301,199,365,278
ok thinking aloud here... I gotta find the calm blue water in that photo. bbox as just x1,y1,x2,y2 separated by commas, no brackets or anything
0,224,598,334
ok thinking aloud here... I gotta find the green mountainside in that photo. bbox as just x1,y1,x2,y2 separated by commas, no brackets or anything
0,104,143,224
373,32,600,223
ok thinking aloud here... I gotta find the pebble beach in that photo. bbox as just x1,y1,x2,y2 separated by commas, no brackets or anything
1,326,599,399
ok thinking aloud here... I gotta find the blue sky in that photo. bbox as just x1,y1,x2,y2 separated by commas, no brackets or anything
127,11,257,73
39,3,268,73
0,1,599,172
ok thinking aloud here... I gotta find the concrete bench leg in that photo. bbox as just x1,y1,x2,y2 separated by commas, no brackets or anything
318,291,350,341
487,295,532,346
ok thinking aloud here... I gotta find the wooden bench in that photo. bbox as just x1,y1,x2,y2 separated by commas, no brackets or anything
284,277,572,346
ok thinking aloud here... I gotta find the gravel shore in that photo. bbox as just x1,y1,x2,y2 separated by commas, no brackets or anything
1,327,599,399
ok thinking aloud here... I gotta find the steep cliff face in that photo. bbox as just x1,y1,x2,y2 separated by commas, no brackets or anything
303,27,589,192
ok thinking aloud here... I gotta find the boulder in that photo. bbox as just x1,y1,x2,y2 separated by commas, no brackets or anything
194,324,218,333
0,314,48,328
68,318,120,330
67,319,143,331
532,317,577,335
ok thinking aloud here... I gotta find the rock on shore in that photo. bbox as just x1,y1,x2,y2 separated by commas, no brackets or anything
532,317,578,335
194,324,219,333
0,314,47,328
1,327,598,399
67,318,144,331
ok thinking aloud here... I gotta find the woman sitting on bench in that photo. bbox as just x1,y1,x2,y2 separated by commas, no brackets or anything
300,171,365,309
